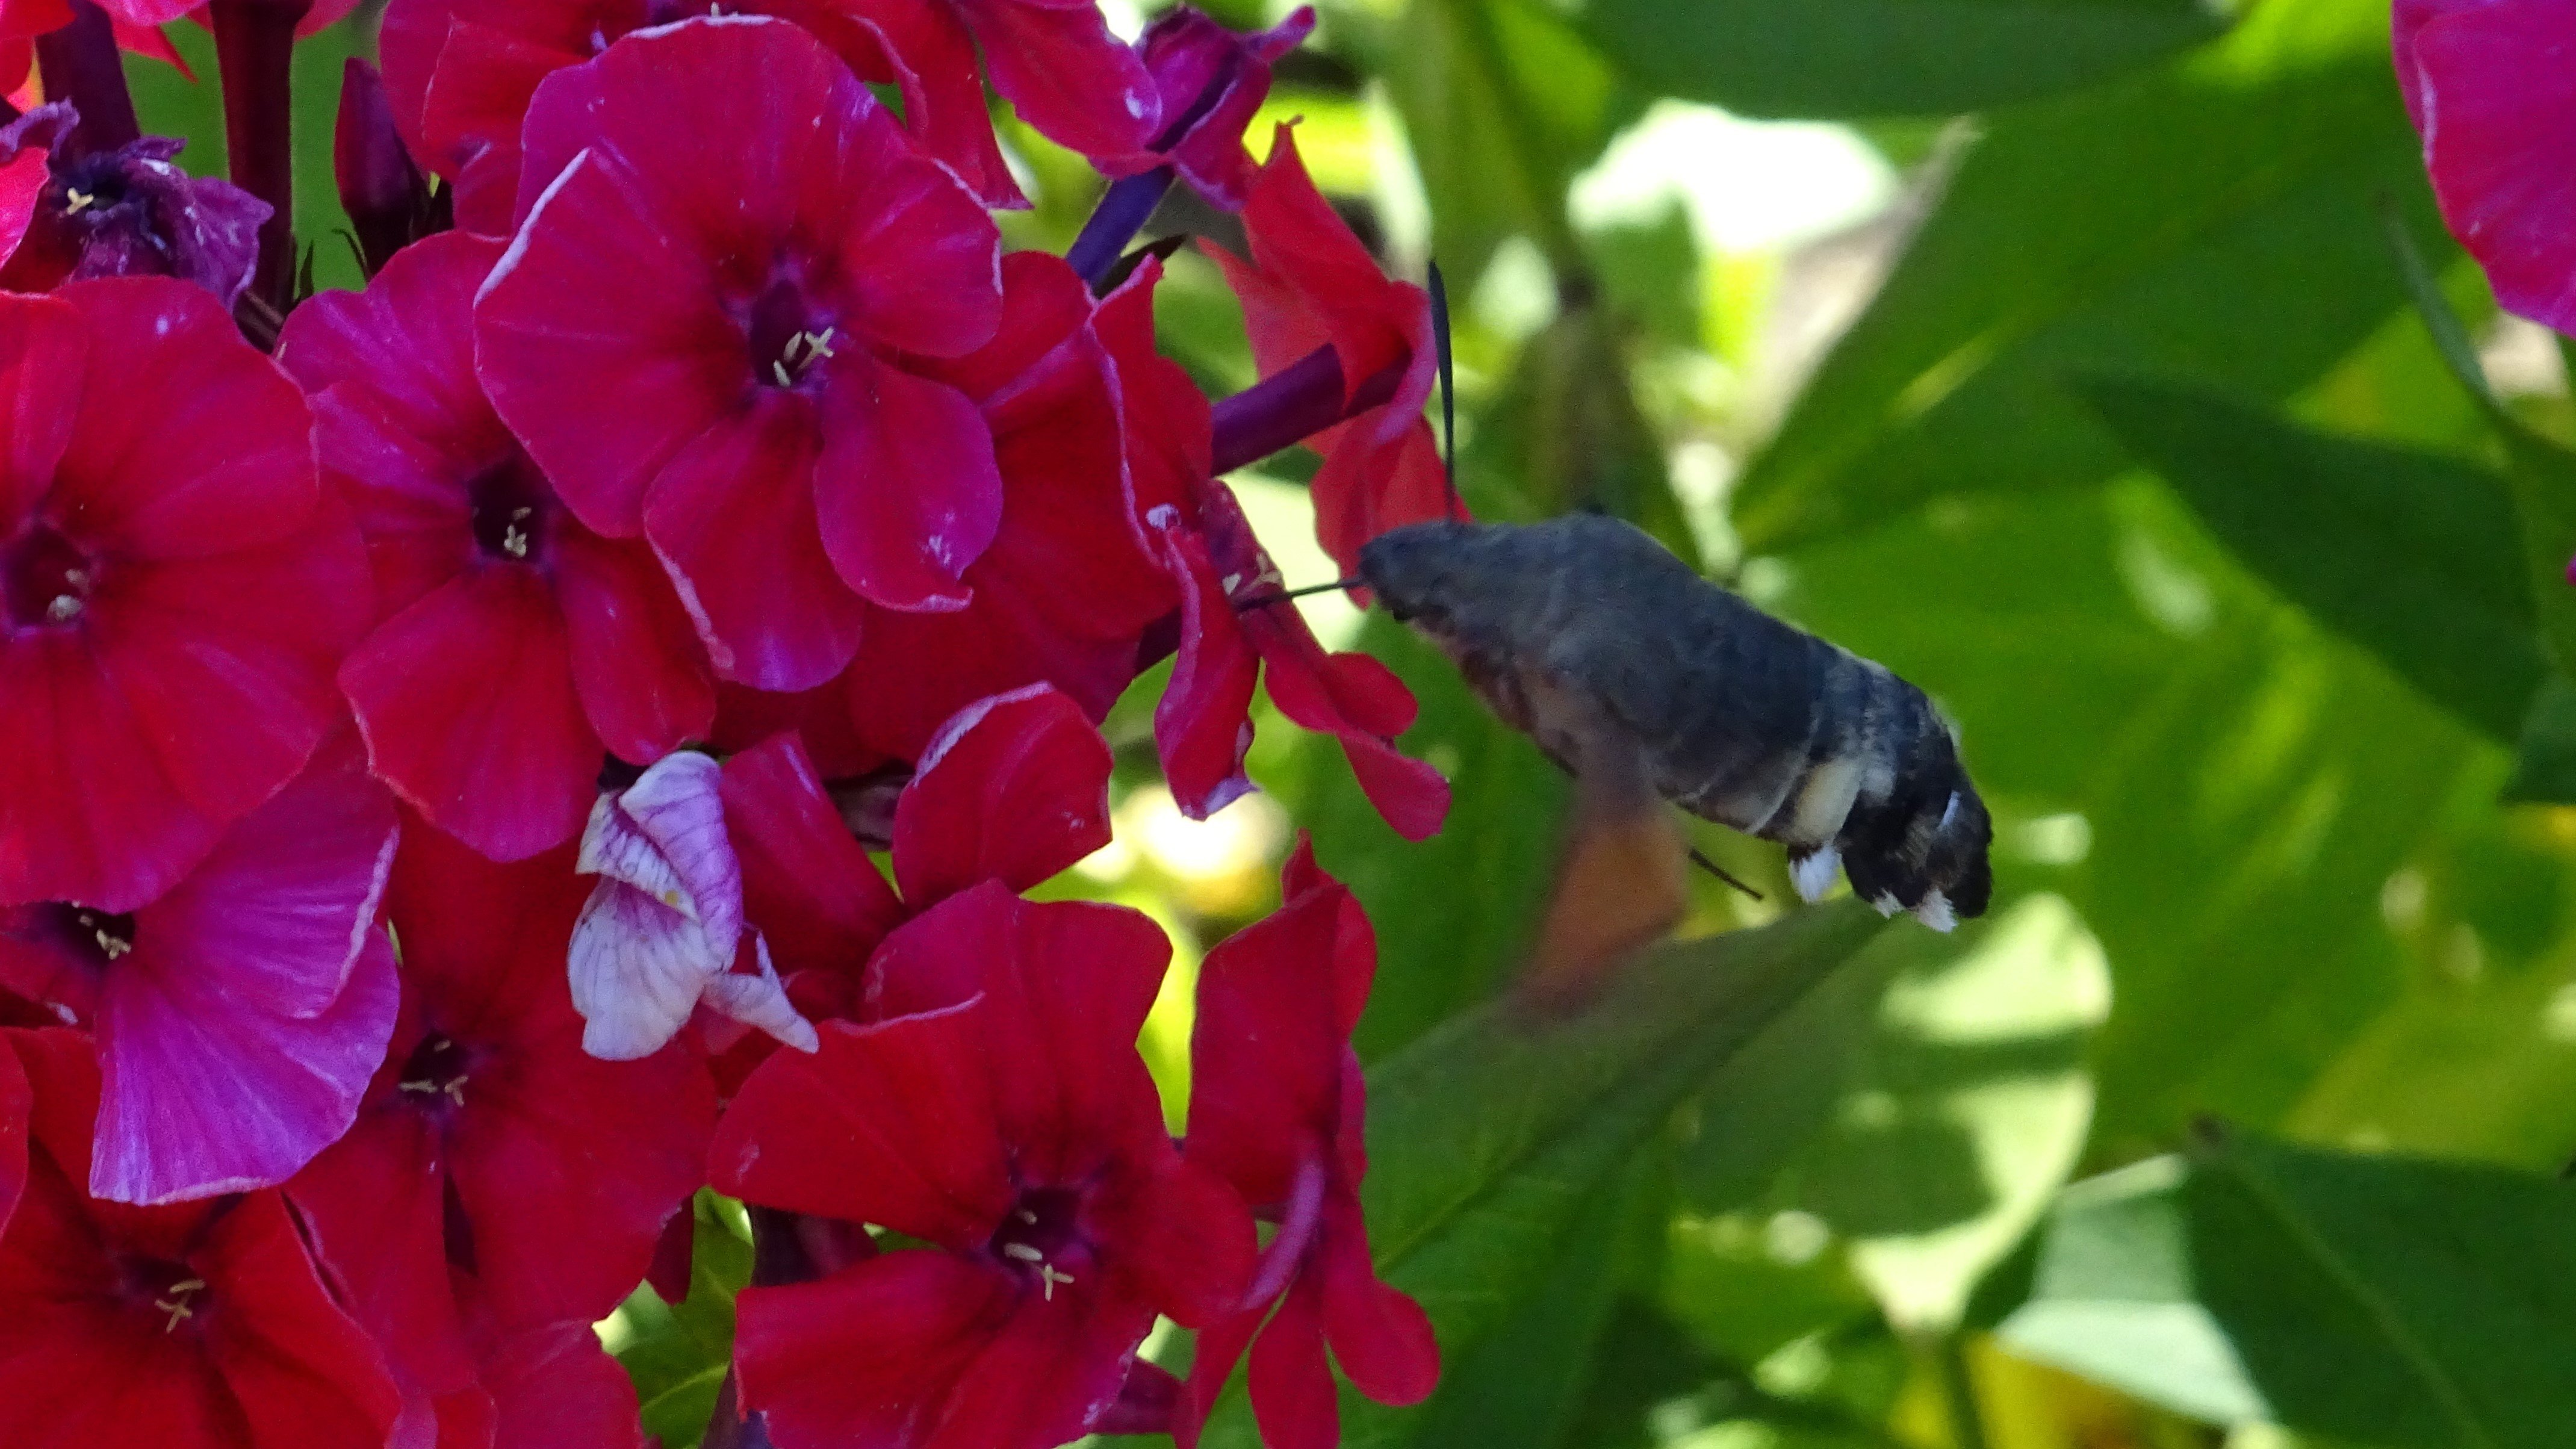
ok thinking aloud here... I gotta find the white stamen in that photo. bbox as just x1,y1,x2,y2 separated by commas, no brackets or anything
64,188,94,213
772,361,795,387
502,526,530,559
1039,1263,1075,1300
1014,1208,1038,1224
45,595,82,624
1001,1243,1045,1263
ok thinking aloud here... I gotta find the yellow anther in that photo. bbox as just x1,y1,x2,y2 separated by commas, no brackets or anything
64,188,94,213
155,1279,206,1332
93,928,128,958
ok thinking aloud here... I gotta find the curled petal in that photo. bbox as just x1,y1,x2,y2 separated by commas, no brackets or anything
701,934,821,1055
566,879,720,1063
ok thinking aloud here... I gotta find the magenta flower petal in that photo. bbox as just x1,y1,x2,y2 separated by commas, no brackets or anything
721,730,907,977
1317,1191,1437,1404
804,0,1026,209
284,230,712,861
736,1249,1018,1448
892,683,1114,905
1247,1274,1339,1449
2399,0,2576,331
644,397,869,691
712,1004,1013,1241
813,352,999,612
555,525,718,762
88,739,401,1203
1147,507,1262,819
966,0,1160,158
482,16,1002,536
1,279,361,911
1103,5,1316,209
0,284,79,527
340,568,599,863
476,149,743,538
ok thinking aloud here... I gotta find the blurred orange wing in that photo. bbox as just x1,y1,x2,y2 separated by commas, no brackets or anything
1519,722,1689,1013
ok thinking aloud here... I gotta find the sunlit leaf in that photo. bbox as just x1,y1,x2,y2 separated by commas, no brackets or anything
2078,375,2543,741
1999,1129,2576,1447
1731,0,2474,556
1565,0,2229,118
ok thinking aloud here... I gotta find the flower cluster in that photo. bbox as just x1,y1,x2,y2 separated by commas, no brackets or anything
0,2,1451,1445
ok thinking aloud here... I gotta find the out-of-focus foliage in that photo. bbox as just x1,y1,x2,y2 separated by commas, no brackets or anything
1129,0,2576,1444
135,0,2576,1444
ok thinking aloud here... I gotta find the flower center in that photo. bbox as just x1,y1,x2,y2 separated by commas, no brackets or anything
988,1187,1087,1302
51,902,136,965
745,279,840,391
122,1258,208,1334
397,1032,472,1108
2,521,98,630
467,457,553,563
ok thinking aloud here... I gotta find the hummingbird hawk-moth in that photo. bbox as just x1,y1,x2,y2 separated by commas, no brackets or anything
1356,512,1993,997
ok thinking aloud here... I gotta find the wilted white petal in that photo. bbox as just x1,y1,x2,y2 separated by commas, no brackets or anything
617,753,741,946
700,935,819,1053
569,880,721,1061
577,795,689,912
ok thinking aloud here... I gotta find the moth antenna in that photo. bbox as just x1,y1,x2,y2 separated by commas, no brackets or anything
1687,846,1764,902
1429,259,1459,522
1233,576,1366,612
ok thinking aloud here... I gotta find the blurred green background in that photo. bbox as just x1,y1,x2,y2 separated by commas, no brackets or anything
137,0,2576,1443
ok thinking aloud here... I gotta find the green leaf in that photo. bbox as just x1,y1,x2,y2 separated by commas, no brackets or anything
1565,0,2229,119
1730,0,2476,556
1789,895,2108,1330
1997,1129,2576,1448
1197,902,1890,1447
607,1194,754,1449
2076,375,2543,741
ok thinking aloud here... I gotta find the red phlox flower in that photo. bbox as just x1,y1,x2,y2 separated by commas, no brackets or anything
2395,0,2576,332
287,823,712,1449
379,0,1072,224
1095,259,1448,840
1178,840,1436,1449
0,276,367,912
568,750,818,1061
710,880,1255,1449
0,103,69,262
476,15,1008,692
1206,126,1451,579
842,250,1176,762
0,122,273,308
721,682,1112,1027
278,231,715,863
0,1026,403,1449
710,672,890,782
1096,5,1314,211
0,734,400,1205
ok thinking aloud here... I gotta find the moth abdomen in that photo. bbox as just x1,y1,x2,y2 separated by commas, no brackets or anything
1358,513,1993,931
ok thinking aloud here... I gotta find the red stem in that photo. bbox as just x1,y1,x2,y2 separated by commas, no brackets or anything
208,0,311,314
